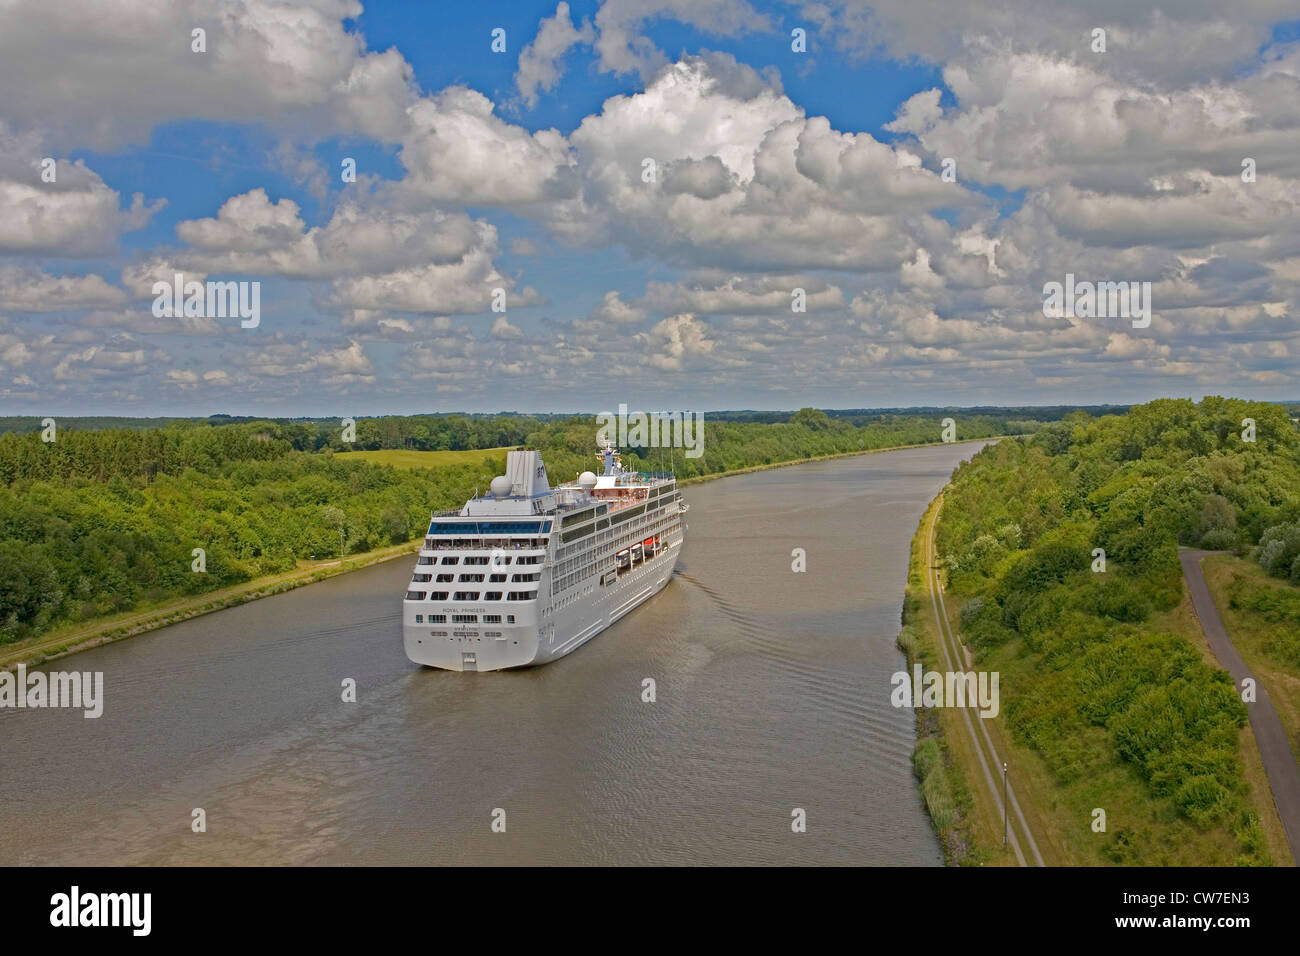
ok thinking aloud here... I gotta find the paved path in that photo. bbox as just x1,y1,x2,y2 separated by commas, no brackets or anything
1181,550,1300,864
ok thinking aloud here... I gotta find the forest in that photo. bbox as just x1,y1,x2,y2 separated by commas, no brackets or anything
0,409,1027,645
935,397,1300,863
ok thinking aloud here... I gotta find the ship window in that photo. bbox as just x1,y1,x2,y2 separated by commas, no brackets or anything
483,615,502,624
463,556,490,565
484,592,503,601
430,592,449,601
507,591,537,601
458,573,485,583
415,614,423,623
417,556,436,565
507,615,515,623
452,615,478,624
440,556,460,565
405,590,426,601
412,573,432,583
453,591,481,601
489,573,507,583
428,521,546,535
511,573,540,582
429,615,447,623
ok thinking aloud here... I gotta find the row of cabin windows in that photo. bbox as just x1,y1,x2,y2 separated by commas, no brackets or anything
405,590,538,602
417,554,545,567
424,538,549,550
413,572,539,585
416,614,512,625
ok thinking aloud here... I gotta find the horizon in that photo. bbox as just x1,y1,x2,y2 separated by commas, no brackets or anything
6,396,1296,424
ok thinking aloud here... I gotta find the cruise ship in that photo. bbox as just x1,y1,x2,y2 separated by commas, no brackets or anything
403,439,687,671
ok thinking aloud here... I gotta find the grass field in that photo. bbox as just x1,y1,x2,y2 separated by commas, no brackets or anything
335,447,519,468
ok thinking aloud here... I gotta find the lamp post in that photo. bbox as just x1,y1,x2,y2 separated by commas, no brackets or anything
1003,761,1008,848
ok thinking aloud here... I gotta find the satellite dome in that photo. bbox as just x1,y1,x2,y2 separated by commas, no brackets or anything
578,471,597,493
489,475,512,498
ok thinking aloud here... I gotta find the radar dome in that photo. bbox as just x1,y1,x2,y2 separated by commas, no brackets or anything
578,471,597,493
489,475,513,498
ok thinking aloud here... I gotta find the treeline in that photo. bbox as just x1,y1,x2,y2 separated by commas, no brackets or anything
283,414,543,452
0,414,548,453
935,397,1300,864
0,425,500,643
525,409,1026,483
679,404,1128,425
0,416,542,483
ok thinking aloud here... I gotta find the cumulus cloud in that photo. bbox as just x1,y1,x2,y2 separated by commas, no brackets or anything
0,0,416,149
397,88,575,206
593,0,772,80
0,267,127,312
516,2,595,107
0,126,163,255
550,53,975,273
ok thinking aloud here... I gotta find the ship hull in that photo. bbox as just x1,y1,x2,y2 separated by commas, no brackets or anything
404,539,680,672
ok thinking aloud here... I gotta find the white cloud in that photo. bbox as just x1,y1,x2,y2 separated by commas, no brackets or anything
0,0,416,150
0,126,163,255
516,2,595,107
398,88,575,206
0,268,126,312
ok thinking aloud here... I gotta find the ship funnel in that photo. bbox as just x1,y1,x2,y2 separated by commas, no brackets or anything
505,449,552,497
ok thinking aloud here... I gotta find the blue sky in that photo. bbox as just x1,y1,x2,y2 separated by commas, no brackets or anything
1,1,1298,415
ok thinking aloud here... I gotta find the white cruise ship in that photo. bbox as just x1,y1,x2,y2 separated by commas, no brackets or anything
403,439,686,671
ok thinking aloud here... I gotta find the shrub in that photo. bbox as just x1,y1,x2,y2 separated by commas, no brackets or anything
1199,528,1239,551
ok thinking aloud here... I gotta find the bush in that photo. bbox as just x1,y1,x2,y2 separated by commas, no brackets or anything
1174,775,1234,828
1199,528,1239,551
1258,522,1300,577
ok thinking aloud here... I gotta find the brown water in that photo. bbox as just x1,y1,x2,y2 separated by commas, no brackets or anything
0,442,987,865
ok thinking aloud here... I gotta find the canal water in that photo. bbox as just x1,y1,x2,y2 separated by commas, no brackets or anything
0,442,987,865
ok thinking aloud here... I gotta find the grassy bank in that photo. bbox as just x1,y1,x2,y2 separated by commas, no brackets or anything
0,542,415,671
896,495,985,865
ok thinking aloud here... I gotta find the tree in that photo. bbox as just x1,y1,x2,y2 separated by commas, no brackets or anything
791,407,832,430
320,505,347,561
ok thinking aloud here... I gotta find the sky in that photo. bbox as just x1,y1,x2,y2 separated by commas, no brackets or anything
1,0,1298,416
